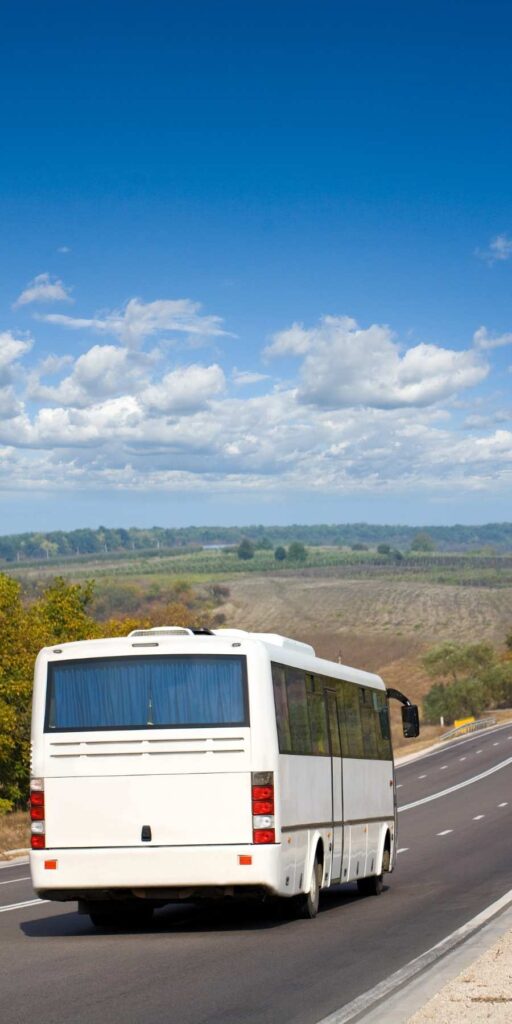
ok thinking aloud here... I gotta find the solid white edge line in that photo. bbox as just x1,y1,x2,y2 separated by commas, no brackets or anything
0,876,31,886
399,755,512,812
0,857,29,870
314,889,512,1024
0,897,48,913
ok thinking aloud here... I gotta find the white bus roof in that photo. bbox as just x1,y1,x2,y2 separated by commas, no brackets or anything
39,626,385,691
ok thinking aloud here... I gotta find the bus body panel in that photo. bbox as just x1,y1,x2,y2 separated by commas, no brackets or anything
44,770,253,848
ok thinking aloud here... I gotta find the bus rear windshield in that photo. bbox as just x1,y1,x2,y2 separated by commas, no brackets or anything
45,655,248,731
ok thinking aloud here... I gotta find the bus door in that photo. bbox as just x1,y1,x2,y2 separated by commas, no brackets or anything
325,689,344,884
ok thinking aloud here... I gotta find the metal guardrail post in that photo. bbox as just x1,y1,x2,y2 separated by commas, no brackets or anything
440,716,497,741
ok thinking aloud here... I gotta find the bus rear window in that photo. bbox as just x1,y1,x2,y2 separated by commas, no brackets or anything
45,655,248,731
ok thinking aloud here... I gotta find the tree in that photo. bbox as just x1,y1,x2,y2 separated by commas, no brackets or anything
287,541,307,563
377,543,391,555
237,538,255,560
274,546,287,562
422,642,495,684
410,531,436,553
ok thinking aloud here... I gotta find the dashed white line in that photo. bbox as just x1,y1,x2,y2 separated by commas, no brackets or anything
440,765,447,770
499,802,508,808
418,774,427,779
396,784,403,789
397,848,409,854
0,876,30,887
399,755,512,812
493,742,500,747
0,898,48,914
459,757,466,761
473,815,485,820
476,749,482,753
437,829,453,836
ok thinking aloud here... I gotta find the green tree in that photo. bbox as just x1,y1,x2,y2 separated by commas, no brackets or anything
274,546,287,562
237,538,255,560
410,531,436,552
422,642,495,684
377,543,391,555
287,541,307,562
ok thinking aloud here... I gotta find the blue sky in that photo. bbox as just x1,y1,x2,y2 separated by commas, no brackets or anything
1,0,511,532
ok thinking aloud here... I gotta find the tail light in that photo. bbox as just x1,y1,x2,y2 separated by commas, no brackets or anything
251,772,275,844
30,779,45,850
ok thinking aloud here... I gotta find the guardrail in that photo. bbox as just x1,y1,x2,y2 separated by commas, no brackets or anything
440,716,497,742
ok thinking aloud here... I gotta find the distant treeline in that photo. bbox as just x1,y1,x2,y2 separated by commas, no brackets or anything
1,521,512,563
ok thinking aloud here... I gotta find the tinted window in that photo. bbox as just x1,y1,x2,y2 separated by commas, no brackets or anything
286,667,311,754
46,655,248,731
271,663,292,752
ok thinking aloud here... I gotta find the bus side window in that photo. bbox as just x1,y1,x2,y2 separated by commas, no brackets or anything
285,667,312,754
271,663,292,753
374,692,392,760
340,682,364,758
307,691,329,754
359,688,379,759
325,690,342,757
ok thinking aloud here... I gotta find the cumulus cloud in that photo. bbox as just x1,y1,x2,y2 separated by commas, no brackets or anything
476,234,512,265
38,297,229,349
473,326,512,350
268,316,487,409
13,273,72,309
28,344,155,408
0,330,33,385
141,363,226,414
0,302,509,503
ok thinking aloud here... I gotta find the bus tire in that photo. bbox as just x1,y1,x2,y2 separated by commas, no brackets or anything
295,856,322,919
357,873,383,896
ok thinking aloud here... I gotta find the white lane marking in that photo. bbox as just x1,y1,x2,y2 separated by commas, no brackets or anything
399,755,512,812
396,784,403,789
315,889,512,1024
437,829,453,836
395,722,512,770
476,749,482,753
473,815,485,820
418,774,427,779
440,765,447,770
397,848,409,854
499,802,508,807
0,876,30,886
459,757,466,761
493,742,499,746
0,898,49,914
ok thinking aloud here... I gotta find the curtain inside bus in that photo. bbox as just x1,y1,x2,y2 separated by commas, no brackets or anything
46,655,247,730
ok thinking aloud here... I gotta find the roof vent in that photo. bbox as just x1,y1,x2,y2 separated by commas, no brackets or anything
128,627,194,638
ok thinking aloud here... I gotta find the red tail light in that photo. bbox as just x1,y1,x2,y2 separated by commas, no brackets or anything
251,772,275,844
30,779,45,850
253,829,276,844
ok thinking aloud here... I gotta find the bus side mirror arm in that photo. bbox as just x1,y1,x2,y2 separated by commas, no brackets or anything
386,688,421,739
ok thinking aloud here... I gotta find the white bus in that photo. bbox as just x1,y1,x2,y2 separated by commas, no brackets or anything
30,626,419,926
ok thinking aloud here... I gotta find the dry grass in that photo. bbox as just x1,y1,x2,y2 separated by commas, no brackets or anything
0,811,30,860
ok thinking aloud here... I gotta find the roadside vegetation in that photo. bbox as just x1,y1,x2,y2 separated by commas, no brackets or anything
0,573,220,815
422,638,512,725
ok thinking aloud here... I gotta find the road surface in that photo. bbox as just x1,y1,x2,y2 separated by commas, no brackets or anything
2,724,512,1024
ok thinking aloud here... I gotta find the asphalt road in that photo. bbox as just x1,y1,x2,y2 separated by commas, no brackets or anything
2,724,512,1024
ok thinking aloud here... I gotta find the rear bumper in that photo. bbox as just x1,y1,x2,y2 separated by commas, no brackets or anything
31,844,282,900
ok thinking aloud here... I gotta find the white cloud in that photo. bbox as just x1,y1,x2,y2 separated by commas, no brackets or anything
232,369,269,385
473,326,512,350
268,316,487,409
0,330,33,385
476,234,512,265
57,246,71,254
28,344,154,408
13,273,72,309
141,363,226,414
38,297,229,349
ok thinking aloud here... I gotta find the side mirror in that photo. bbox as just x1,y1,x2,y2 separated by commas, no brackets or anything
402,704,420,738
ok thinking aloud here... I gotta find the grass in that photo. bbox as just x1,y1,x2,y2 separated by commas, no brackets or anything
0,811,30,860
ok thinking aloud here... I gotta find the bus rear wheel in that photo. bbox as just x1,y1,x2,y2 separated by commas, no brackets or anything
294,857,322,919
